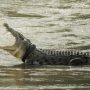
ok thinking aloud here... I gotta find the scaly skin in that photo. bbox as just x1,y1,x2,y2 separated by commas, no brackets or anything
25,48,90,66
1,23,90,66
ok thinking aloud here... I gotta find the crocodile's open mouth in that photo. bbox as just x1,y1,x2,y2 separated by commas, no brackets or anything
0,23,31,59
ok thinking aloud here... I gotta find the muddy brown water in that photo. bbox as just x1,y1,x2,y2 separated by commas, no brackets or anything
0,0,90,90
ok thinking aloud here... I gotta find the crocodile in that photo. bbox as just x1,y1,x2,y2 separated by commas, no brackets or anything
0,23,90,66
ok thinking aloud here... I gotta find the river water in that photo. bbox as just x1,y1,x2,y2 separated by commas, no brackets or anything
0,0,90,90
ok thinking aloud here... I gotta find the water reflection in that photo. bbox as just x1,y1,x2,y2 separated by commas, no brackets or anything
0,65,90,89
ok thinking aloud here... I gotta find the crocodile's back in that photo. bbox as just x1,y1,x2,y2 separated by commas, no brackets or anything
38,49,90,65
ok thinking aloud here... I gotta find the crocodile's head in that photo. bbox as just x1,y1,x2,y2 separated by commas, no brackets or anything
0,23,31,60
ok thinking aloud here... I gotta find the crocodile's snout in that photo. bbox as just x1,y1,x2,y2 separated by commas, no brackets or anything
3,23,9,28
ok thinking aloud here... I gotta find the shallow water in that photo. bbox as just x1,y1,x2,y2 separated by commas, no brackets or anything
0,0,90,90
